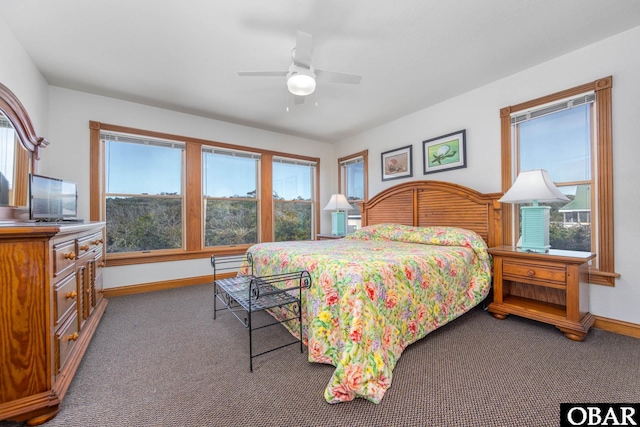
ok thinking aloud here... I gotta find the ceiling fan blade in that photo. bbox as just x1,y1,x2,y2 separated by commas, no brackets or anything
293,31,313,68
315,69,362,84
238,71,287,77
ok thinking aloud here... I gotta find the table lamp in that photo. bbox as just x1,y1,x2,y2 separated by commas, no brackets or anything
499,169,569,253
323,194,354,236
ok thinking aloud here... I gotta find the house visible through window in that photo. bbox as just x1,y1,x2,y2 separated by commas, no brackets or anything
501,76,618,286
513,95,594,252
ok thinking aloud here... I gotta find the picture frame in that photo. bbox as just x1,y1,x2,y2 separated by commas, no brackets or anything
381,145,413,181
422,129,467,175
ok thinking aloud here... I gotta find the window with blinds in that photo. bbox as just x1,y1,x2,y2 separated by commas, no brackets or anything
509,92,594,252
202,147,260,246
272,156,316,241
101,131,185,253
91,121,321,261
339,151,367,232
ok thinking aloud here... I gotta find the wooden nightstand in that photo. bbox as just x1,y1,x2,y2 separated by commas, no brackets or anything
487,246,596,341
316,233,344,240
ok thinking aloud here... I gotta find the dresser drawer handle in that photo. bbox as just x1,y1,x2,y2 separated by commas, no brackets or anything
66,332,79,342
527,269,535,277
64,252,76,260
65,290,77,300
80,244,90,251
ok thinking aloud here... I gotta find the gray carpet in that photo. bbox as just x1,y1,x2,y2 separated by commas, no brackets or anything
2,283,639,427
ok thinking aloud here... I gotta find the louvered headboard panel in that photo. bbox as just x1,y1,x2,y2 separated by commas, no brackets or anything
361,180,504,247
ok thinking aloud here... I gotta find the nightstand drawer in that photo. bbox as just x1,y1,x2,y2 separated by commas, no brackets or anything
503,261,566,284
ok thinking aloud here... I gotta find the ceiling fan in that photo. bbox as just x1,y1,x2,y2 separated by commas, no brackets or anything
238,31,362,105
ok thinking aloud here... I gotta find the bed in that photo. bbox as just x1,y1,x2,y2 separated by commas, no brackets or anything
242,180,503,403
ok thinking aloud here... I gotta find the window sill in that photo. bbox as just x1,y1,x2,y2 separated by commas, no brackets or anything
589,269,620,287
106,245,252,267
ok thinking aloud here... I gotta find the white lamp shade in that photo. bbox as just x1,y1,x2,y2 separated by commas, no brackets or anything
323,194,354,211
499,169,570,204
287,68,316,96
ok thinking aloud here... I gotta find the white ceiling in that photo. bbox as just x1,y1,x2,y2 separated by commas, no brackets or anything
2,0,640,143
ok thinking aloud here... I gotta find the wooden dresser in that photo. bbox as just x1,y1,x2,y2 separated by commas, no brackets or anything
0,222,107,425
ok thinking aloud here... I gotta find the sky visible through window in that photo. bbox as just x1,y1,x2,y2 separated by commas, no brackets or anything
106,141,182,195
346,162,364,200
273,162,313,200
518,104,591,196
204,153,257,198
106,140,312,200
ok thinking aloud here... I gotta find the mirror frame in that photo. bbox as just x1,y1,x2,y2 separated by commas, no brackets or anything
0,82,49,162
0,82,49,218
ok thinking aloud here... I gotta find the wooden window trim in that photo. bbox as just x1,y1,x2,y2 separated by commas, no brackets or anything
89,121,320,266
500,76,618,286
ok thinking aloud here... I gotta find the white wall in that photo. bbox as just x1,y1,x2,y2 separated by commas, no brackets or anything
0,16,49,142
45,87,336,288
336,26,640,325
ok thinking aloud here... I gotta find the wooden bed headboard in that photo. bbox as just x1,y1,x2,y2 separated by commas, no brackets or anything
360,180,504,247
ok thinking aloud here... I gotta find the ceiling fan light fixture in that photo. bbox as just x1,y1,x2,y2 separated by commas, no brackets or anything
287,67,316,96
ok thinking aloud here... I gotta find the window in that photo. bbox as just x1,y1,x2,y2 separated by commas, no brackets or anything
90,121,320,265
500,76,618,285
102,132,185,253
203,147,260,246
515,96,593,252
273,157,316,241
339,150,368,232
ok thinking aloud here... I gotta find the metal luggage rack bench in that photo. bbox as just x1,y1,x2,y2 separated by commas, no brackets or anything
211,253,311,371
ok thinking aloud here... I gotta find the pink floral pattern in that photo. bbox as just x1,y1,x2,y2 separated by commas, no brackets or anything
242,224,491,404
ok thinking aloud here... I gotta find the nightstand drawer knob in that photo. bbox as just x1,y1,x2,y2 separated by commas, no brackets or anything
527,269,535,276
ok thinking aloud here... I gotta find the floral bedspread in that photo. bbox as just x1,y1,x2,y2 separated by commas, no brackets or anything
241,224,492,404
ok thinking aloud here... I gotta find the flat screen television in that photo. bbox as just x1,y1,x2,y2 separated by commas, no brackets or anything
29,173,79,221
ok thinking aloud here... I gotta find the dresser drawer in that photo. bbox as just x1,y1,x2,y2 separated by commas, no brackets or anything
55,312,80,374
77,232,103,258
53,272,78,326
53,239,77,278
503,260,566,285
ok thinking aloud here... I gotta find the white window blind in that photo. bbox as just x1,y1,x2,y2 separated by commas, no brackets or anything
100,132,185,150
273,156,317,167
202,146,261,160
340,156,364,167
511,93,595,125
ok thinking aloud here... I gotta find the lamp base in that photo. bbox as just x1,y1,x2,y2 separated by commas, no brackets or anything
520,205,551,253
331,211,346,236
